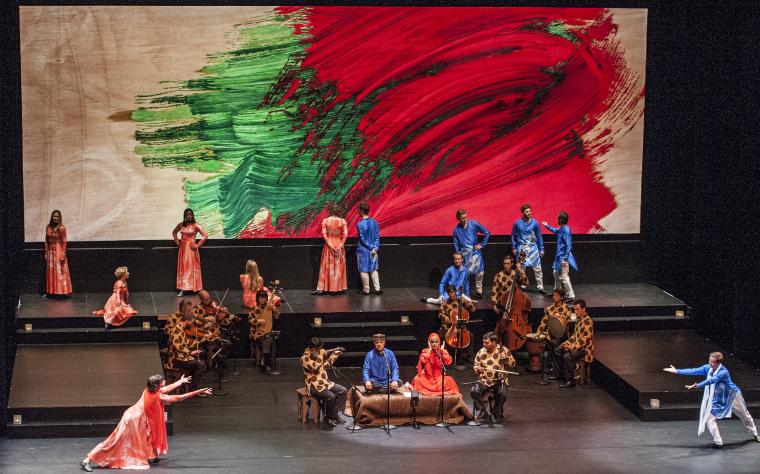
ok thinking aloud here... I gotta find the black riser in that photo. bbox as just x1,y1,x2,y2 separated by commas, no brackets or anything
6,421,173,439
595,318,692,332
335,355,420,367
17,315,158,330
8,406,129,422
16,329,159,344
309,326,416,337
638,403,760,422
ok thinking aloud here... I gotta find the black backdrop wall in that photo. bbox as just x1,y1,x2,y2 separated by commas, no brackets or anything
1,0,759,436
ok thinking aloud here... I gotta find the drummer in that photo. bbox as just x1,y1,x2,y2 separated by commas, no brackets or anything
471,332,515,423
528,289,571,374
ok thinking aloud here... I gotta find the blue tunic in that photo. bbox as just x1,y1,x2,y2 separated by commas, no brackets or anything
511,218,544,268
356,217,380,273
362,348,401,386
453,220,490,275
438,265,470,299
544,224,578,272
677,364,741,418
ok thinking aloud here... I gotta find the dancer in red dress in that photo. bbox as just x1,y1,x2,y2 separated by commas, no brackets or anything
411,333,461,396
94,266,138,329
80,374,211,472
313,204,348,295
172,208,208,296
44,210,72,297
240,259,281,308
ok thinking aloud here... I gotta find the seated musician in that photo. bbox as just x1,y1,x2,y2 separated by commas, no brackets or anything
529,289,571,355
362,334,402,392
411,333,461,397
190,290,238,369
424,252,471,305
166,303,206,392
471,332,515,423
438,284,477,361
248,289,280,373
164,299,189,335
552,299,594,388
300,337,347,427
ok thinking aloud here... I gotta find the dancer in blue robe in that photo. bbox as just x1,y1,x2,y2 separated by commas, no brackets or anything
542,211,577,301
356,202,382,295
453,208,490,299
510,204,545,293
424,253,470,304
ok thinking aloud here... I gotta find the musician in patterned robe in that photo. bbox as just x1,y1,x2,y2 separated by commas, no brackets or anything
190,290,238,369
166,306,205,391
248,289,280,372
491,255,529,344
300,338,347,427
471,332,516,422
438,284,477,361
511,204,545,294
552,299,594,388
452,208,490,299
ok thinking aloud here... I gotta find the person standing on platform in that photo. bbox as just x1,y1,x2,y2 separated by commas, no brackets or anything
552,299,593,388
240,259,281,307
313,204,348,295
472,332,515,423
300,337,347,427
663,352,760,448
542,211,577,301
165,302,206,391
356,202,382,295
411,333,461,396
425,252,470,305
453,208,490,299
172,208,208,297
362,334,401,391
248,289,281,373
93,266,138,330
511,204,545,294
44,209,73,297
80,375,211,472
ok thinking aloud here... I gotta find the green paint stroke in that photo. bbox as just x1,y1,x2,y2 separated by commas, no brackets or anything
131,12,392,237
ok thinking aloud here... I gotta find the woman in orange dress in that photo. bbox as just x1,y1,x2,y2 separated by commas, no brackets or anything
314,204,348,294
80,374,211,472
44,210,72,297
172,208,208,296
240,259,281,308
94,266,138,329
411,333,461,396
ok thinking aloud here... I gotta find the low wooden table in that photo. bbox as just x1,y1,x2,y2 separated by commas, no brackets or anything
344,386,473,427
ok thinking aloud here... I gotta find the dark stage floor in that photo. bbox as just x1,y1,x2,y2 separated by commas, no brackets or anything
2,359,760,473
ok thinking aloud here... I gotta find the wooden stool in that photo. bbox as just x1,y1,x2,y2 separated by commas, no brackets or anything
575,360,591,385
297,387,322,424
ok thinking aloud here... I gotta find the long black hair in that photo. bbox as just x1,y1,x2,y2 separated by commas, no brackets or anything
48,210,62,231
181,208,196,227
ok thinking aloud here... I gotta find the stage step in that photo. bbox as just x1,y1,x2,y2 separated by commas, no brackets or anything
593,314,692,332
16,314,158,330
319,335,419,355
309,321,417,337
16,326,159,344
336,350,420,367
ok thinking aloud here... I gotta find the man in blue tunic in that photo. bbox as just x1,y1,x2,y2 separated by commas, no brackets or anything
453,208,490,299
424,252,470,304
664,352,759,448
356,202,382,295
542,211,577,301
511,204,545,294
363,334,401,392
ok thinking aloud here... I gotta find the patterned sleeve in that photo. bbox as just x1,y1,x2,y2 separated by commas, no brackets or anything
491,274,500,306
500,347,516,368
570,319,593,351
464,299,477,314
536,314,549,336
301,352,321,372
325,351,340,368
516,269,529,286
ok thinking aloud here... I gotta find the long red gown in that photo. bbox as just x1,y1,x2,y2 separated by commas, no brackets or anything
93,280,138,326
240,274,281,308
174,223,208,292
411,348,461,396
88,389,168,469
45,225,72,295
316,216,348,292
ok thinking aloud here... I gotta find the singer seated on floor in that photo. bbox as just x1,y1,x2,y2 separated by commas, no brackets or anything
362,334,402,393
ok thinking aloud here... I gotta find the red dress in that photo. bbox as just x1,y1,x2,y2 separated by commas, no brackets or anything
240,274,281,308
411,348,461,396
93,280,138,326
316,216,348,292
174,223,208,292
88,389,167,469
45,225,72,295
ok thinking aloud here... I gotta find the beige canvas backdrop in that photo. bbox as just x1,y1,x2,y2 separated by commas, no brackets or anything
21,6,646,241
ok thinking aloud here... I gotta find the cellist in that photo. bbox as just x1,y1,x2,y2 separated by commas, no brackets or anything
438,284,476,362
491,255,530,348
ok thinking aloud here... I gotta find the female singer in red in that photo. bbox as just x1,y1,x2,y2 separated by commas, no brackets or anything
93,266,138,329
44,210,72,297
172,208,208,297
240,259,281,308
80,374,211,472
411,333,461,396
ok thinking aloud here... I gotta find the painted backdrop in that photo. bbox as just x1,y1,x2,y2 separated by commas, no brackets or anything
21,6,647,241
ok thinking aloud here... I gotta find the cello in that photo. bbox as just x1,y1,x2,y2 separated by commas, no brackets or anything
495,251,532,351
445,296,471,350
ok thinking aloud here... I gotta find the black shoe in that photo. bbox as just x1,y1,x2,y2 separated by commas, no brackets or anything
474,292,484,300
559,381,576,388
709,443,724,449
537,288,547,295
325,418,337,427
104,323,111,330
360,291,370,296
311,290,323,295
331,416,346,424
80,460,93,472
754,434,760,443
489,413,498,424
564,297,575,303
373,290,383,295
548,375,559,381
177,290,185,297
148,458,161,465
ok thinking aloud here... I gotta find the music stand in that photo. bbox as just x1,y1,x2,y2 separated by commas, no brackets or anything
211,345,228,396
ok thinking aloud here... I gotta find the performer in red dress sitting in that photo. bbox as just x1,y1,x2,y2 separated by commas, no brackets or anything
93,266,138,329
172,208,208,297
411,333,461,396
240,259,281,308
80,374,211,472
44,209,73,297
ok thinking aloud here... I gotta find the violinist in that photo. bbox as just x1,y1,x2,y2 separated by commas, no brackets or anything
190,290,238,369
300,338,347,427
166,302,206,391
248,289,280,373
472,332,515,423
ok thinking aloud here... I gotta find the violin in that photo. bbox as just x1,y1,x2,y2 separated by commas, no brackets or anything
496,251,532,351
445,292,472,349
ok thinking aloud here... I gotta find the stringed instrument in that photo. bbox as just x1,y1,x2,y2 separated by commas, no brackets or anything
445,295,472,349
496,251,532,351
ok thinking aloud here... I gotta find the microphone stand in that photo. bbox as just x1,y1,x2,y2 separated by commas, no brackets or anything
434,349,448,428
536,337,551,385
382,351,396,431
212,346,227,396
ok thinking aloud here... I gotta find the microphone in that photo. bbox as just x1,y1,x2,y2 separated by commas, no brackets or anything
382,350,391,376
433,348,447,375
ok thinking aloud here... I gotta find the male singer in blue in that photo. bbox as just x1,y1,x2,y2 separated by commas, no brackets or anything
363,334,401,391
511,204,545,294
425,252,470,304
356,202,382,295
542,211,577,301
453,208,490,299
